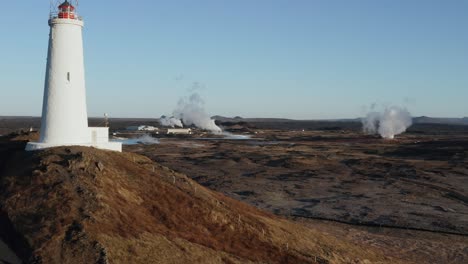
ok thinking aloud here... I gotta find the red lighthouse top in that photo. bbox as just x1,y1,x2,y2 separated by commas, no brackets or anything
58,0,76,19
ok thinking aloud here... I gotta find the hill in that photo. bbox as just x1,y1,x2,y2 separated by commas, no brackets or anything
413,116,468,125
0,135,398,264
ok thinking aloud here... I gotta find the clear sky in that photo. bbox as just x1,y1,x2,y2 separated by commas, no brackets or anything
0,0,467,119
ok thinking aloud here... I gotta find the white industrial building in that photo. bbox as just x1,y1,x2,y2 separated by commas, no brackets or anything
26,1,121,152
167,128,192,135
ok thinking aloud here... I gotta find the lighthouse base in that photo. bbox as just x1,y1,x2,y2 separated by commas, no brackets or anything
25,141,122,152
26,127,122,152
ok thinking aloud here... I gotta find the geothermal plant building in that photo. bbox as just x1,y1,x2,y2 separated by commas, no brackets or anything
26,1,121,152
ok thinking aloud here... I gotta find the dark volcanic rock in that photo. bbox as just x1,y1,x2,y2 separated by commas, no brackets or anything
0,136,390,264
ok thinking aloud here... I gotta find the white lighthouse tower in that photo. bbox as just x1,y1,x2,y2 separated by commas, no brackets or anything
26,1,122,152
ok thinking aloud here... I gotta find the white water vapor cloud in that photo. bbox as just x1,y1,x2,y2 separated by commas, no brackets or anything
159,116,183,128
362,105,412,139
173,92,222,133
159,81,222,133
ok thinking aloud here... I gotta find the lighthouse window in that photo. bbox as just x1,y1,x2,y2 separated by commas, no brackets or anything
67,72,70,81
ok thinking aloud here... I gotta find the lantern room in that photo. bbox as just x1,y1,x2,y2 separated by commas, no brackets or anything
58,0,76,19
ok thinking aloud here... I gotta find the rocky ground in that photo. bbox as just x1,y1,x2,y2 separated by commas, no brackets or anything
123,124,468,263
0,134,397,264
128,131,468,235
1,118,467,263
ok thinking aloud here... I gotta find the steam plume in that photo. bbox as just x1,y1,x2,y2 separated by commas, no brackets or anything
159,116,183,128
362,105,412,139
222,132,251,140
135,134,160,145
362,111,380,134
172,92,222,133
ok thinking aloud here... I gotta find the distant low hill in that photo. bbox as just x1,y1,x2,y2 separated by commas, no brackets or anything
212,115,468,126
412,116,468,125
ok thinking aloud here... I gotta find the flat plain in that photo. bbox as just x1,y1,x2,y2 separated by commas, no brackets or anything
1,117,467,263
126,120,468,263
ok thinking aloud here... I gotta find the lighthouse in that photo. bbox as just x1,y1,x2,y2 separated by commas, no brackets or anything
26,1,122,152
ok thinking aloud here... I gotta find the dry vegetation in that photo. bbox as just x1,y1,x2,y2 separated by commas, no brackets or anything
126,128,468,263
1,118,467,263
0,135,398,263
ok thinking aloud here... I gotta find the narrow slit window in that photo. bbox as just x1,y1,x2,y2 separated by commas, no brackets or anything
67,72,70,82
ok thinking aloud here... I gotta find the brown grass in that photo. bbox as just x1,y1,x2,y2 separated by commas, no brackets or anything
0,137,401,263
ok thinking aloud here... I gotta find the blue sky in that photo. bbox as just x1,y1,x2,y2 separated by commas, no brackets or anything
0,0,467,119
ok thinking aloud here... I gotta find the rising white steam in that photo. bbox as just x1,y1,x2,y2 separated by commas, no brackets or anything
159,116,183,128
362,105,412,139
362,111,380,134
136,134,160,145
222,132,252,140
172,92,222,133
